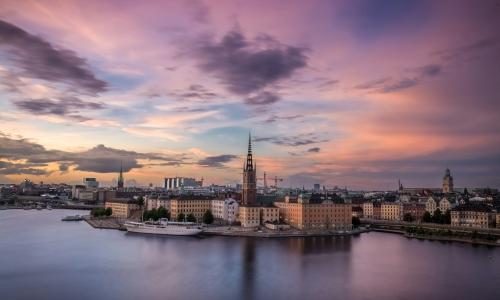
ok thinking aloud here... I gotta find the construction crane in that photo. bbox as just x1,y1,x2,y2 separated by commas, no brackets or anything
272,175,283,188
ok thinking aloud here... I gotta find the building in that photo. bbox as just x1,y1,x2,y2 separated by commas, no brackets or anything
105,198,140,218
238,206,261,227
373,202,382,219
146,194,170,211
170,197,212,222
497,213,500,229
117,162,124,188
363,202,374,218
451,203,492,229
261,206,279,224
83,178,99,188
164,177,200,190
275,196,352,230
242,133,256,205
401,202,426,221
381,202,401,221
426,197,452,215
211,198,239,223
442,168,454,193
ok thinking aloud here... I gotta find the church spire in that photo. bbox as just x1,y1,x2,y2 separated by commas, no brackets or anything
117,160,124,188
246,132,253,171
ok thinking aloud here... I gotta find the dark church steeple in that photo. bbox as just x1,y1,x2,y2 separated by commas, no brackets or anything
242,132,256,205
117,160,124,188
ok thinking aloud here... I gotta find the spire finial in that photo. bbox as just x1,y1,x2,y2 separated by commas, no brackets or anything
248,131,252,154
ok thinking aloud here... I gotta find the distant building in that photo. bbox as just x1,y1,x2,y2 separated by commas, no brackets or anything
497,213,500,229
313,184,320,192
238,206,260,227
164,177,200,190
426,197,437,214
83,178,99,188
442,168,454,193
146,194,170,211
451,203,493,229
105,198,140,219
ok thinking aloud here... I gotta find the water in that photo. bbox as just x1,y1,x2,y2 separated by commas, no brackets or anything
1,210,499,300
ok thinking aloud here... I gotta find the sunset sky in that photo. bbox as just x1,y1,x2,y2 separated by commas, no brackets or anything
1,0,499,189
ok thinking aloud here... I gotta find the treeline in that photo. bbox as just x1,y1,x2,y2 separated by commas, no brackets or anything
405,226,498,241
143,206,169,221
422,208,451,224
91,207,112,217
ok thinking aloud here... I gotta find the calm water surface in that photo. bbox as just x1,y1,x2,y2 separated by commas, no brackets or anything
1,210,499,300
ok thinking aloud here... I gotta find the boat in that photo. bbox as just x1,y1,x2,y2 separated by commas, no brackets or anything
61,215,85,221
124,218,203,236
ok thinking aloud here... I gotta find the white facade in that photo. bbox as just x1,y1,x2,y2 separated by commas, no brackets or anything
211,198,239,223
83,178,99,188
164,177,199,190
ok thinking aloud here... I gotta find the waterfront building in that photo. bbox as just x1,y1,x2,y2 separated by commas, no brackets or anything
242,133,256,206
426,197,452,215
401,202,426,221
164,177,200,190
170,197,212,222
363,202,373,218
238,206,261,227
211,198,239,223
83,178,99,188
261,206,279,224
274,196,352,230
146,194,170,211
373,202,382,219
105,198,140,219
451,203,493,229
381,202,401,221
443,168,454,193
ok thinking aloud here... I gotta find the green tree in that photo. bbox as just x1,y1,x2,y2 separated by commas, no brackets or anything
137,196,144,207
157,206,169,219
352,216,361,227
403,213,414,222
177,213,185,222
186,213,197,223
105,207,112,216
422,211,432,223
433,208,443,223
203,210,214,224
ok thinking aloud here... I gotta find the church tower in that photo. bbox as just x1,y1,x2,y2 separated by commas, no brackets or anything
117,161,124,189
442,168,453,193
242,133,256,205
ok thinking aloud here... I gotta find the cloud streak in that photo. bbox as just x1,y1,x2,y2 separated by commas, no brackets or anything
0,19,107,95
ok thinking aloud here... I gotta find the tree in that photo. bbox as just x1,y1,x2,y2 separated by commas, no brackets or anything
203,210,214,224
403,213,414,222
352,216,361,227
105,207,112,216
137,196,144,207
157,206,170,219
443,209,451,224
422,211,432,223
433,208,443,223
186,213,197,223
177,213,185,222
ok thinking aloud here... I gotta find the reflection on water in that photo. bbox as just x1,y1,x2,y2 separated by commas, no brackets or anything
1,210,500,300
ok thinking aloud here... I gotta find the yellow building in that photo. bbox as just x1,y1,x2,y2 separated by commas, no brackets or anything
238,206,261,227
381,202,401,221
170,198,212,222
261,206,279,223
105,198,140,218
363,202,373,218
451,204,492,229
274,201,351,230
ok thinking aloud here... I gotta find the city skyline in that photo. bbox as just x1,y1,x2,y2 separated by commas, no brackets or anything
1,0,500,189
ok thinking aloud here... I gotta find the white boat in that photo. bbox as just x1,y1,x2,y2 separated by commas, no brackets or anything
125,219,203,236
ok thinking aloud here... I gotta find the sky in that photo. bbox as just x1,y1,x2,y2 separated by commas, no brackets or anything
0,0,499,189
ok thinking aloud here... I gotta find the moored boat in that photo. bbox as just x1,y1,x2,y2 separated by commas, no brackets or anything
125,219,202,236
